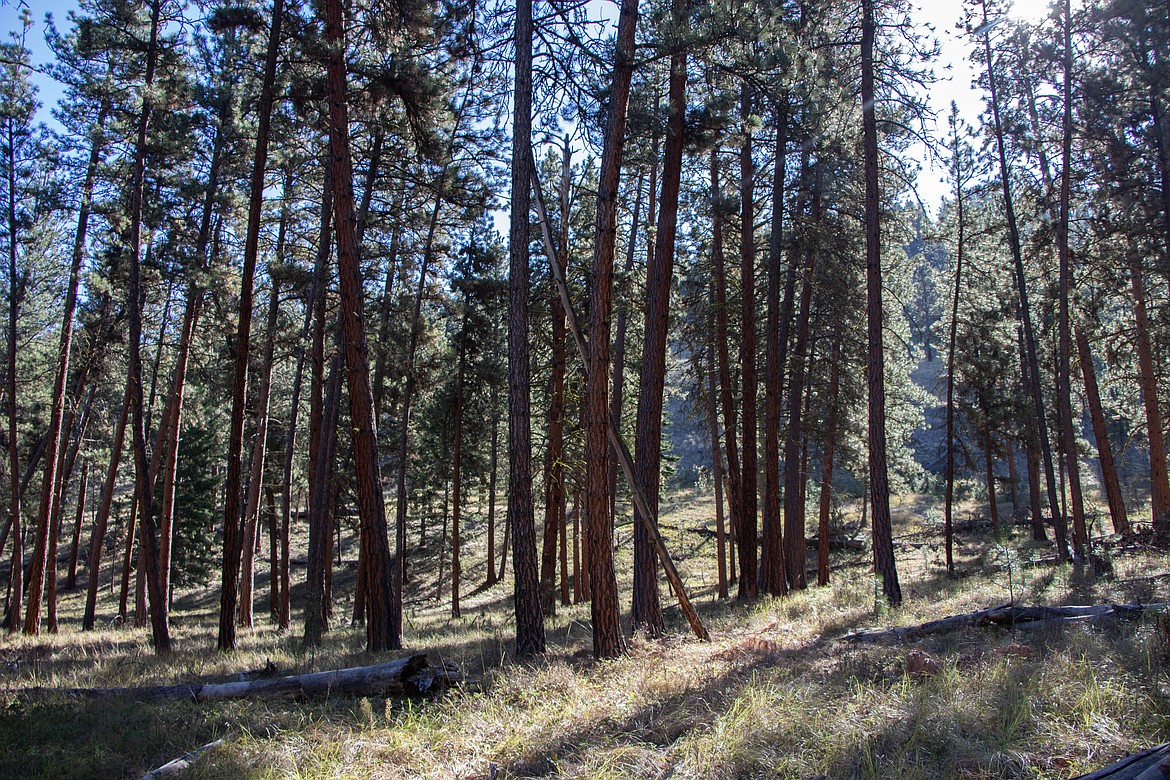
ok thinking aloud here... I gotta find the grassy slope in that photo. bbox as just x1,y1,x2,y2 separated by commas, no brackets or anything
2,489,1169,779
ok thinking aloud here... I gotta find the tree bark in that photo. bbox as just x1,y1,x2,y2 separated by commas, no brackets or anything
321,0,397,651
583,0,639,659
816,338,841,586
1130,258,1170,532
980,0,1067,558
218,0,284,651
782,159,822,593
704,341,729,599
508,0,546,658
738,84,760,599
303,352,341,648
632,44,687,637
862,0,902,606
1074,324,1129,535
761,96,789,597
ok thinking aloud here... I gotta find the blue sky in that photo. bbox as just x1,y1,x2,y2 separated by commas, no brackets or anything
0,0,1057,211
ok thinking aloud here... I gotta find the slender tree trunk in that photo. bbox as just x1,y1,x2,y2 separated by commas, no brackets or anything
372,181,405,421
540,143,570,616
737,84,760,599
238,279,281,628
782,160,821,593
583,0,639,659
266,487,277,619
983,413,1001,536
451,315,467,619
980,0,1067,559
83,379,131,630
303,353,341,648
322,0,398,651
1075,324,1129,535
485,400,498,587
3,115,21,634
632,44,687,636
704,342,729,599
761,96,789,597
118,496,137,625
944,110,966,574
710,150,744,599
508,0,546,658
862,0,902,606
66,462,88,591
219,0,284,651
817,338,841,586
1130,258,1170,532
608,166,647,525
1056,0,1087,557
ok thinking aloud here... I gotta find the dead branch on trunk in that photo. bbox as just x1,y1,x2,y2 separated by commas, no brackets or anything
840,603,1168,643
12,654,462,702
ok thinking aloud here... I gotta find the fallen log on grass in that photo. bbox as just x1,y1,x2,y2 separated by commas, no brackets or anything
140,738,226,779
14,654,463,702
1072,742,1170,779
841,602,1170,642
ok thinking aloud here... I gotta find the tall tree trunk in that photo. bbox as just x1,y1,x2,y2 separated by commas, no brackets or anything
782,160,822,592
862,0,902,606
944,109,966,574
121,0,170,651
303,352,341,648
1075,324,1129,535
608,166,647,526
738,84,759,599
218,0,284,651
83,379,131,630
632,44,687,637
704,342,729,599
321,0,398,652
710,150,744,599
451,313,467,619
66,462,88,591
540,142,570,617
583,0,639,659
485,399,498,587
118,496,137,625
816,338,841,586
980,0,1067,559
761,95,789,597
1130,258,1170,532
3,115,21,633
983,412,1001,536
238,278,281,628
1055,0,1087,557
508,0,546,658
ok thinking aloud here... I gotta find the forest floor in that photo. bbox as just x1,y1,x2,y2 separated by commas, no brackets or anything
3,489,1170,779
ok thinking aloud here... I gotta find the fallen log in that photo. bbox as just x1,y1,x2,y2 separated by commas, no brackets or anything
840,602,1169,642
1072,742,1170,779
140,738,225,779
12,654,463,702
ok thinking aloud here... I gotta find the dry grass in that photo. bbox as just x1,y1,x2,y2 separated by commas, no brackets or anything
3,492,1170,779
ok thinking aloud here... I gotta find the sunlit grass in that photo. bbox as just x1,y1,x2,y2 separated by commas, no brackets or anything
3,492,1170,777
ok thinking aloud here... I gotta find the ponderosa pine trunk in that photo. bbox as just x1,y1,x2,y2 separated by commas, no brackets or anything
710,150,744,599
508,0,546,658
83,379,131,630
539,143,570,618
737,84,759,599
980,0,1067,559
66,462,88,591
704,341,729,599
944,109,965,574
631,45,687,637
761,95,789,597
583,0,639,659
485,400,499,587
1055,0,1087,557
1130,258,1170,532
1075,324,1130,535
862,0,902,606
782,160,822,593
238,278,281,628
303,353,341,648
816,338,841,586
451,312,468,619
321,0,397,651
218,0,284,651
